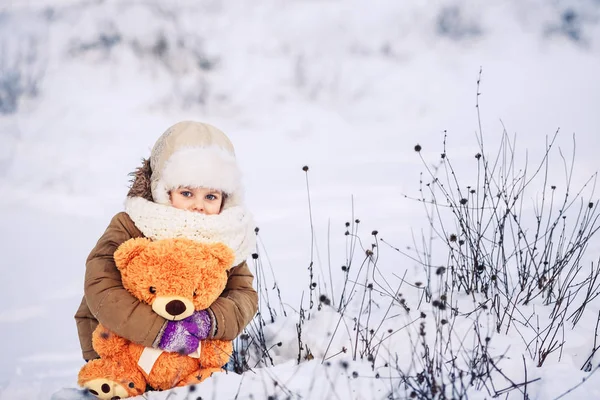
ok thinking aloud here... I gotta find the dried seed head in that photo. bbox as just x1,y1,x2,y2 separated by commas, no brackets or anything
589,202,594,209
345,222,350,227
459,240,465,246
415,281,422,287
441,319,448,325
302,166,309,171
459,198,468,205
254,227,260,233
436,267,446,275
475,153,481,160
441,153,446,159
449,234,457,242
414,144,422,152
372,230,378,235
252,253,259,259
355,219,360,224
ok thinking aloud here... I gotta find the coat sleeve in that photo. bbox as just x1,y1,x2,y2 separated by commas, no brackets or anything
208,261,258,340
74,296,99,360
84,212,166,347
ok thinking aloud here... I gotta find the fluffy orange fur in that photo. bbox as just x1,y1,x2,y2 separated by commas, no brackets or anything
78,238,235,399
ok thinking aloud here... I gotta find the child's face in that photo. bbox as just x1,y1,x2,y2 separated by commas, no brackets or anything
169,187,223,215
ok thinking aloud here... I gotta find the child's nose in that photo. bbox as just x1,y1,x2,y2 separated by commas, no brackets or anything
192,200,205,213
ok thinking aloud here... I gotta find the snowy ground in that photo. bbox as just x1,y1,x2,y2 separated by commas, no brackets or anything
1,1,600,399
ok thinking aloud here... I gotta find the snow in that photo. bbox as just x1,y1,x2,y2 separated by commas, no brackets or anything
1,0,600,399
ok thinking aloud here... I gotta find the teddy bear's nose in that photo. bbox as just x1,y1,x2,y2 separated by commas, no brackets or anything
165,300,187,316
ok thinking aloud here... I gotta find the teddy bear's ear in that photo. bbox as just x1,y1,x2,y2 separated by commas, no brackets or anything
113,238,151,270
206,242,235,270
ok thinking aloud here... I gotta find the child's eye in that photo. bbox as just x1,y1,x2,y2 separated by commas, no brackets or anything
181,191,193,198
205,194,217,201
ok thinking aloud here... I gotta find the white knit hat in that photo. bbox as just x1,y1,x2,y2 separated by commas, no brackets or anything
149,121,243,208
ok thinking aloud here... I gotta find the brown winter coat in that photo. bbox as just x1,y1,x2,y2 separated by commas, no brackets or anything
74,159,258,361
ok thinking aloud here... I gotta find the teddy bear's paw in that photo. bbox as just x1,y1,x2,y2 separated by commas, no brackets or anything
82,378,130,399
199,340,233,368
78,358,145,399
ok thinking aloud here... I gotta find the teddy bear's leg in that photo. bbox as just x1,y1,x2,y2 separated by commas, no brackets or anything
177,366,224,387
91,324,130,359
134,346,200,391
198,340,233,368
78,351,146,399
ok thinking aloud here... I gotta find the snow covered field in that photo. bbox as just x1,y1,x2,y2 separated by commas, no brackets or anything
1,1,600,399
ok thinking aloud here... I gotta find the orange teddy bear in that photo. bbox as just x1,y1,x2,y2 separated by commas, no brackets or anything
78,238,235,399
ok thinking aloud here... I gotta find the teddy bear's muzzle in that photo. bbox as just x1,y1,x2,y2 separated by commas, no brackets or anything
151,296,195,320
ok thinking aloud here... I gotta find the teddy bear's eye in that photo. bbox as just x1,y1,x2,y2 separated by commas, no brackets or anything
193,290,198,297
149,286,156,294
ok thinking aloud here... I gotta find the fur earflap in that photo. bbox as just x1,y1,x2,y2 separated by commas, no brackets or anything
127,158,153,201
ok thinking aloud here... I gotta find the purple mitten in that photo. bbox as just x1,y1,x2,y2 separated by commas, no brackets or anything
158,310,212,355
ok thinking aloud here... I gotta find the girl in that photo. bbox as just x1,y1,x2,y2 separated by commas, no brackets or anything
74,121,257,362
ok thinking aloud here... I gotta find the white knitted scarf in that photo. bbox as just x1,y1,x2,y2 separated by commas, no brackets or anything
124,196,256,266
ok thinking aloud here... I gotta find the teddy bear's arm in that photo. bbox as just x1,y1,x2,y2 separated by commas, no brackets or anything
207,261,258,340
